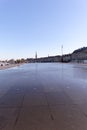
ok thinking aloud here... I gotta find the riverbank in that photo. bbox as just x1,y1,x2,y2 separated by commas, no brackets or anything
0,64,22,70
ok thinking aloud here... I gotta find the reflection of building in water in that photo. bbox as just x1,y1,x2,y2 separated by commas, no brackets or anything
73,66,87,79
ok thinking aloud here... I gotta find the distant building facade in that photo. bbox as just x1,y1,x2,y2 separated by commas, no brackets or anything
27,47,87,63
72,47,87,63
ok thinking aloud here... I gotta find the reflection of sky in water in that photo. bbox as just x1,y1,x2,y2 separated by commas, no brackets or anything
72,65,87,81
0,63,87,99
0,63,87,83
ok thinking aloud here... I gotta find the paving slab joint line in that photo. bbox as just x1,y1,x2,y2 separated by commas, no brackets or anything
44,92,54,121
38,78,55,121
13,94,25,127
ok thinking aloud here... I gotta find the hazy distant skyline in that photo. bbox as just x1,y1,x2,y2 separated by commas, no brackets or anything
0,0,87,60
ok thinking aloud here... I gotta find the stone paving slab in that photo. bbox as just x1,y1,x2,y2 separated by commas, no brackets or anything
23,93,48,107
50,104,87,130
13,106,54,130
0,93,24,107
45,92,73,105
0,108,18,130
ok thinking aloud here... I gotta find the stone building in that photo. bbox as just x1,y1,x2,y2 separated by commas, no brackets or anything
72,47,87,63
62,54,72,62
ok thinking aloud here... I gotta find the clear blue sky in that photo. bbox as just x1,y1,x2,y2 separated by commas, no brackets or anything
0,0,87,60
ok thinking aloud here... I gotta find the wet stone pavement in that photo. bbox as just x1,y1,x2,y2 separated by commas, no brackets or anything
0,63,87,130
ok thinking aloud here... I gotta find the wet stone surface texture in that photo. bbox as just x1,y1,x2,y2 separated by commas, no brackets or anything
0,63,87,130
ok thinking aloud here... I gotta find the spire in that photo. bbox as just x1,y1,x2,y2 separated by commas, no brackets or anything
35,52,37,59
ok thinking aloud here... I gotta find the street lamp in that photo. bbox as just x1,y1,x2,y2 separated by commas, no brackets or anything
61,45,63,62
